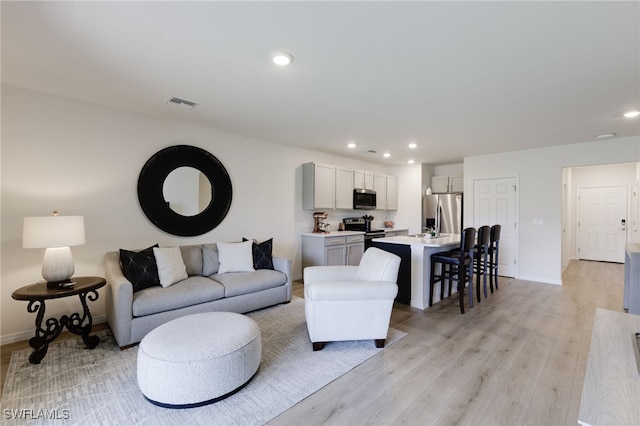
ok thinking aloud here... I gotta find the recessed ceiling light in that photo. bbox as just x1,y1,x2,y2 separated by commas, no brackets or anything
347,142,356,149
272,51,293,66
383,152,391,158
408,143,417,149
596,132,616,139
408,159,415,164
624,110,640,118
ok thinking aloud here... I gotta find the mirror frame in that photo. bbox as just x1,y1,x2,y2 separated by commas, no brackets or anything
137,145,233,236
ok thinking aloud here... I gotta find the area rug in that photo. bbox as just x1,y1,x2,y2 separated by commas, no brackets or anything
1,296,405,425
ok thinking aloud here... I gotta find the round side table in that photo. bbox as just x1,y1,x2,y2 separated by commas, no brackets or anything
12,276,106,364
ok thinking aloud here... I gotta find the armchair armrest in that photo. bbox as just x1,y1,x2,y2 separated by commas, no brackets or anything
303,265,358,285
305,280,398,301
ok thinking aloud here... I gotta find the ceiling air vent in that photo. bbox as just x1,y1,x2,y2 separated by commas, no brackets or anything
167,97,198,110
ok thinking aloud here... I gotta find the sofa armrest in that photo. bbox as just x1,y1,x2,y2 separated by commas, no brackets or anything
104,251,134,348
272,256,292,300
303,265,358,285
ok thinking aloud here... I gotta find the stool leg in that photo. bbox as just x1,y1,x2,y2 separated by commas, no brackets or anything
489,251,495,293
494,248,499,290
429,259,436,306
475,253,481,303
483,248,488,298
457,263,465,314
440,263,445,302
467,259,474,308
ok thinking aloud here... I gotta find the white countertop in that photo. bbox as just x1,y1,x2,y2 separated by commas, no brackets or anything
372,234,461,248
300,231,365,237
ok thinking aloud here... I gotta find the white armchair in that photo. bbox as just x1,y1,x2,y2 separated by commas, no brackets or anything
303,247,400,351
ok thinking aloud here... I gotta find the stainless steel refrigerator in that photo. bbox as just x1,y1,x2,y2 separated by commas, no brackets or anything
423,193,463,234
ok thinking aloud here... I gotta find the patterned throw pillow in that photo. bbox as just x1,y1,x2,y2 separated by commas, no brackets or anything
119,244,160,292
243,238,274,270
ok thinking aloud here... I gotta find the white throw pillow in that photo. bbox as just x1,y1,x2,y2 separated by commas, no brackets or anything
153,246,188,287
217,241,255,274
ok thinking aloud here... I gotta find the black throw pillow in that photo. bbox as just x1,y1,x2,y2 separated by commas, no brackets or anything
243,238,274,270
119,244,161,292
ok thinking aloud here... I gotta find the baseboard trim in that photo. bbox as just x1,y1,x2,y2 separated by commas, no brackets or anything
0,314,108,346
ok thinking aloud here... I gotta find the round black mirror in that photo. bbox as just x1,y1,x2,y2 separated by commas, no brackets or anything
138,145,232,236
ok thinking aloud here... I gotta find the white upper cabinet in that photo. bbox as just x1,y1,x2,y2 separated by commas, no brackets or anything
354,170,374,190
303,162,397,210
386,175,398,210
431,175,450,193
374,174,387,209
335,166,354,209
303,162,335,209
431,175,463,193
374,174,398,210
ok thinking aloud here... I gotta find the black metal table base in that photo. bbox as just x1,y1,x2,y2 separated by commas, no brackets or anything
26,289,100,364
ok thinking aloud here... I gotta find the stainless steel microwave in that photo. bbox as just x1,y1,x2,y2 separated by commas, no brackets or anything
353,189,376,210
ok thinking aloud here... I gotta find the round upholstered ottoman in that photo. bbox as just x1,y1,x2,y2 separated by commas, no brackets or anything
137,312,261,408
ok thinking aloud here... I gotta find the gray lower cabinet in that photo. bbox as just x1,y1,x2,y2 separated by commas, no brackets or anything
346,235,365,266
302,233,365,268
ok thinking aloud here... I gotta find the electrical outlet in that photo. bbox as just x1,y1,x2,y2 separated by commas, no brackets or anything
532,218,544,226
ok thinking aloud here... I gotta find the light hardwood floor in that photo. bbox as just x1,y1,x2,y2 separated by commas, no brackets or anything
1,260,624,425
270,259,624,425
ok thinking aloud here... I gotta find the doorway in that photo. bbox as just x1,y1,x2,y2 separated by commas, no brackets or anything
562,162,639,271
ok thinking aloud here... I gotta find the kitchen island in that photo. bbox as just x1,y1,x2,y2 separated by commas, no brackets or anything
372,234,460,310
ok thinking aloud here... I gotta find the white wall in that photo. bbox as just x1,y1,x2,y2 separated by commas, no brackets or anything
464,137,640,284
0,85,400,342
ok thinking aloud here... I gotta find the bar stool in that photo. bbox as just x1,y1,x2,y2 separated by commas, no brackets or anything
429,227,476,314
488,224,501,292
473,225,491,302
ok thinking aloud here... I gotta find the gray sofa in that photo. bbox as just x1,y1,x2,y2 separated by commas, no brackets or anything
105,243,292,348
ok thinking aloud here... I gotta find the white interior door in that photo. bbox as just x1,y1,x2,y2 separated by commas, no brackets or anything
473,177,517,277
578,186,627,263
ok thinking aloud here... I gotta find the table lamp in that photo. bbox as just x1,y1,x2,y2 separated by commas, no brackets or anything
23,211,85,288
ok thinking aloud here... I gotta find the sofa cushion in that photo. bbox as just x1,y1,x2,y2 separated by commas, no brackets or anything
202,244,220,276
132,276,225,317
119,245,160,293
217,241,255,274
180,245,203,276
210,270,287,298
153,246,188,287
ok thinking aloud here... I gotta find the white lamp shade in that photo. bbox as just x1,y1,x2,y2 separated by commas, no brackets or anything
23,216,85,248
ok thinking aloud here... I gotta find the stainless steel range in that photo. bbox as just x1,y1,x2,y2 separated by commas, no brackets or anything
343,217,386,249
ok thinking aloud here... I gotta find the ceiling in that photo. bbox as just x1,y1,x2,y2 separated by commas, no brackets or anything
2,1,639,166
